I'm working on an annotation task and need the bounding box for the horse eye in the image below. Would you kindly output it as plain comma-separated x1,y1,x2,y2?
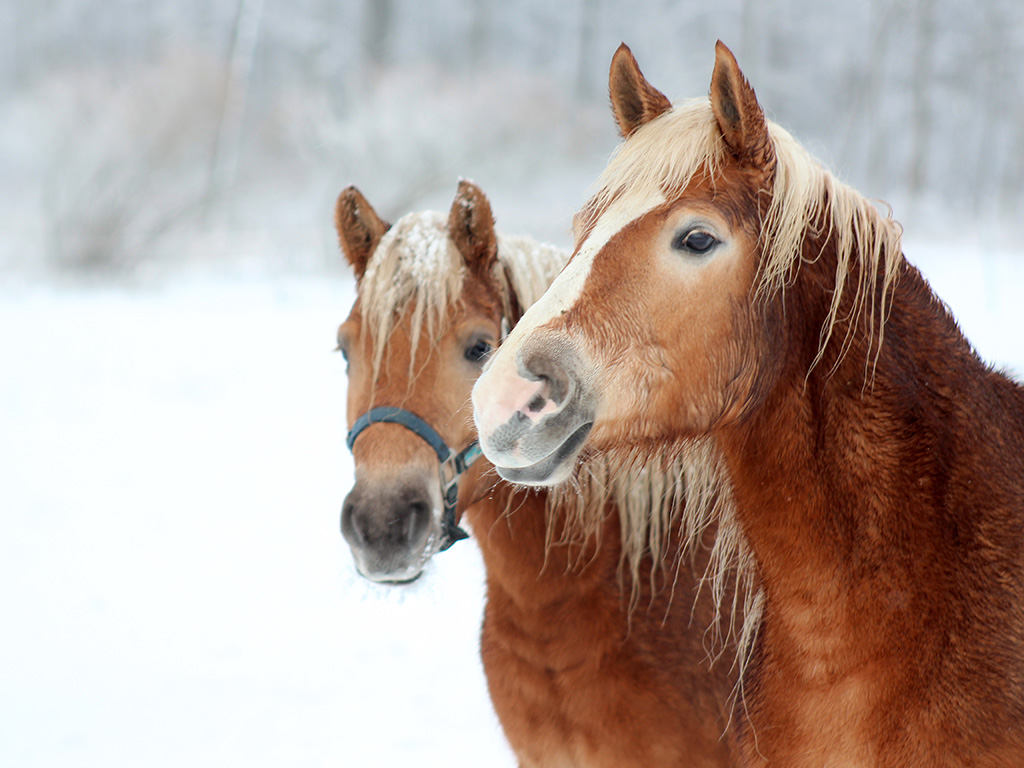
673,230,718,255
465,338,492,364
336,342,351,373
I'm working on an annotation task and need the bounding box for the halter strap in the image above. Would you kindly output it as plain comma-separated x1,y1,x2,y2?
346,406,476,550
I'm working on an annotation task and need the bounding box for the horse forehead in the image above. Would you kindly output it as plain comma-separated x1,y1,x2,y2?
521,187,667,330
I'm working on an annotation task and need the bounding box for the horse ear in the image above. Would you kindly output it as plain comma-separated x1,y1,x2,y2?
710,40,774,170
448,179,498,273
334,186,391,280
609,43,672,138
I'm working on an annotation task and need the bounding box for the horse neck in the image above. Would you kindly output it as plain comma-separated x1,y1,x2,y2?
460,464,622,605
461,463,737,650
718,241,1024,667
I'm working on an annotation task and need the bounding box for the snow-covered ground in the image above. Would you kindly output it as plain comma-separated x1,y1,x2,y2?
1,242,1021,767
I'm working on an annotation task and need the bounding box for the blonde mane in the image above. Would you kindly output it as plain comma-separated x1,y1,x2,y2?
358,210,567,383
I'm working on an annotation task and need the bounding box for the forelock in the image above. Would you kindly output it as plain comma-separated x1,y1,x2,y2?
359,211,465,382
358,211,569,386
575,99,727,244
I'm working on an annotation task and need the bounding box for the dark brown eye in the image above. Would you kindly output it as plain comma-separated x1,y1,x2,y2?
672,229,718,255
465,338,492,364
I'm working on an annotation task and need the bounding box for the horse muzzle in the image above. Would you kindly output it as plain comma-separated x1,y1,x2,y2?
472,332,594,486
340,477,443,583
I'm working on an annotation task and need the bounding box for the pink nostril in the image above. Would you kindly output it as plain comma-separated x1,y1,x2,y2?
519,348,570,407
473,333,579,454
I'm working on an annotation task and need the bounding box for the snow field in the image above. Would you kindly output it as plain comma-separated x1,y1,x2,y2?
0,276,514,767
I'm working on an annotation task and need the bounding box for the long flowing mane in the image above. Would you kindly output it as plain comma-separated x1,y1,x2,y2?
358,210,567,382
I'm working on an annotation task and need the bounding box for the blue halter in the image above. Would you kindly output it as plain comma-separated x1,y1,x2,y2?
346,406,480,550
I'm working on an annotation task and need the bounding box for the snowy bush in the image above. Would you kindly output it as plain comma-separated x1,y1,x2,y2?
277,65,609,241
20,49,228,271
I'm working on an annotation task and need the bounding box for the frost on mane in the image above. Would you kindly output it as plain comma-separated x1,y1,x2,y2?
358,209,568,386
358,211,463,383
381,211,458,283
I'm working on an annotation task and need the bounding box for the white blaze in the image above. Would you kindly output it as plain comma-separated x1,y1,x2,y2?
501,186,667,350
472,187,666,460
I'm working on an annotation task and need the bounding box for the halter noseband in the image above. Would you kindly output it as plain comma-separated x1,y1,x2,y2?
346,406,479,551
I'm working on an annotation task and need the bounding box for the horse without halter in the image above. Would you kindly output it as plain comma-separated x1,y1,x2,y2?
473,42,1024,766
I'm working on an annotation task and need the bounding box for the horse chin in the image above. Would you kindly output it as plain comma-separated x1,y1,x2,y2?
494,421,592,487
346,522,443,585
350,549,433,585
357,565,426,585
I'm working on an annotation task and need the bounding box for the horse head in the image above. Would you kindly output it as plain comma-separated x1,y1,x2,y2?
337,181,506,582
337,181,566,582
472,41,899,487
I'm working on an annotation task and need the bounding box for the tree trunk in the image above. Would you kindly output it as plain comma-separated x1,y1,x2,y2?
363,0,394,70
205,0,265,220
908,0,936,198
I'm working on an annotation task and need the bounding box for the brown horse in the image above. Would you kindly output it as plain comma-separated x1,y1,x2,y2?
473,42,1024,767
337,180,748,767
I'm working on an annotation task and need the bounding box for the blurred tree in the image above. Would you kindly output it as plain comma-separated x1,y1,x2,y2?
575,0,600,99
206,0,265,220
909,0,937,198
363,0,394,70
4,0,1024,273
468,0,492,68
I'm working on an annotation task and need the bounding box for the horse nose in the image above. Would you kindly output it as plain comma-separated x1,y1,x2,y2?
341,492,432,549
473,331,586,470
341,483,435,580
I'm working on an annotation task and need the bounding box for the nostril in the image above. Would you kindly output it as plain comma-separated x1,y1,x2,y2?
341,499,363,545
520,350,571,407
405,501,431,546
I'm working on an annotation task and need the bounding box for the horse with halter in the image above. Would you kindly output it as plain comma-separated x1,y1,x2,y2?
337,180,750,766
473,42,1024,767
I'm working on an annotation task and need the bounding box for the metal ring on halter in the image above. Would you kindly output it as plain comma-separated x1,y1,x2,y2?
346,406,478,551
